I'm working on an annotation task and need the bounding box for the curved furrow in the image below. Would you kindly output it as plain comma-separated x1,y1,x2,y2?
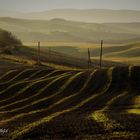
0,72,71,106
0,69,69,94
110,92,140,110
25,69,71,82
0,71,65,100
0,69,46,92
107,66,140,110
105,91,140,134
13,67,132,140
0,71,91,126
0,71,83,116
23,69,52,80
0,69,20,83
91,91,128,133
127,93,140,114
28,69,62,81
1,66,138,140
1,68,107,138
62,67,129,137
54,69,108,110
105,66,140,132
15,69,108,125
9,68,39,82
20,68,113,139
7,68,113,140
22,69,68,83
0,69,22,91
74,66,129,113
0,71,85,132
89,66,131,132
14,67,131,139
91,66,140,135
0,68,39,86
0,72,72,112
28,70,74,83
0,81,29,100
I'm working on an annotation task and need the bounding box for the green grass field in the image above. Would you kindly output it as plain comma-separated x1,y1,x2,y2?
0,65,139,140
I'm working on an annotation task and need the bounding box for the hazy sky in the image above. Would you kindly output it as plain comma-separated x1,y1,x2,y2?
0,0,140,12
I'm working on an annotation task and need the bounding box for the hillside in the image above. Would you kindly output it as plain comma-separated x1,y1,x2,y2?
0,28,90,70
0,28,22,53
88,42,140,56
0,66,139,139
0,27,139,66
105,47,140,57
91,42,140,65
0,28,126,72
38,42,140,65
0,9,140,23
0,17,140,44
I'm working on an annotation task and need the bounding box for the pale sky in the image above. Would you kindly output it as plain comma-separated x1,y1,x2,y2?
0,0,140,12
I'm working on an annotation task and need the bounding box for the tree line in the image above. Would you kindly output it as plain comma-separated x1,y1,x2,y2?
0,28,22,54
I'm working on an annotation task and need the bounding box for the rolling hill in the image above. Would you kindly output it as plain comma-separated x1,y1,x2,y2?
88,42,140,57
89,42,140,65
0,9,140,23
0,28,126,72
0,17,140,44
104,47,140,58
38,42,140,65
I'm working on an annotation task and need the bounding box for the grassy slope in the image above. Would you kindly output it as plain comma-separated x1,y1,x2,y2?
37,41,140,65
89,42,140,65
0,26,88,70
0,37,126,71
0,18,139,66
103,43,140,65
105,47,140,57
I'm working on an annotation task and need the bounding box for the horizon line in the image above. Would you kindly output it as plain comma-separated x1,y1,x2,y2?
0,8,140,13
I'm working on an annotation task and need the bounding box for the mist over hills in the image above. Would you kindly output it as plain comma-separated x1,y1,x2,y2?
0,9,140,44
0,17,140,44
0,9,140,23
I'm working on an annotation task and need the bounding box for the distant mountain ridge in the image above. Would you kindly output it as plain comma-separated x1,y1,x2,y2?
0,17,140,43
0,9,140,23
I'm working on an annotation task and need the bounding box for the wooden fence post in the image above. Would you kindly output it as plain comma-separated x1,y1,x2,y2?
100,40,103,69
37,41,41,64
88,48,91,68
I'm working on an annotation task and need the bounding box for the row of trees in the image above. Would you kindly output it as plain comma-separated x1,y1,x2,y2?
0,29,22,54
